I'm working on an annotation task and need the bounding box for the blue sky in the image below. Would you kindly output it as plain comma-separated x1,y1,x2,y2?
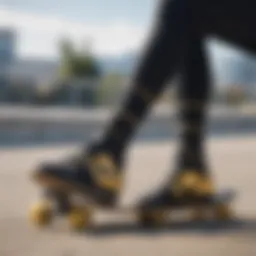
0,0,241,62
1,0,155,25
0,1,157,58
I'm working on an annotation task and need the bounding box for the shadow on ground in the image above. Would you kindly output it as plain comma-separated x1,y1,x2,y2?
84,218,256,238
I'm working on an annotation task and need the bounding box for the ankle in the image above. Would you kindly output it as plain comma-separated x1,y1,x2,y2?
87,141,125,167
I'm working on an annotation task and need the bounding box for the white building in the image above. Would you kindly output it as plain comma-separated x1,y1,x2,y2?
7,58,58,87
0,28,59,89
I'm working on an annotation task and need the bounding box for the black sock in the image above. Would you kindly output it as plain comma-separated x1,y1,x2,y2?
100,84,157,156
176,33,211,174
177,100,208,172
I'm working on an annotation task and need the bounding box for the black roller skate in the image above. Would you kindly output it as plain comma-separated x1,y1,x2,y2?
137,170,233,226
29,144,125,230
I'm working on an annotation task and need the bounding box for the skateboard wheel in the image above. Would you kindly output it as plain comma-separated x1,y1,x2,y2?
29,200,53,227
214,204,232,220
138,210,166,227
68,206,92,231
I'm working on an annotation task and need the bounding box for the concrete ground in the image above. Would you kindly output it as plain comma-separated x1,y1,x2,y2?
0,135,256,256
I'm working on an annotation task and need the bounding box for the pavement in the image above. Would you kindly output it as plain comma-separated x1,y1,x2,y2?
0,135,256,256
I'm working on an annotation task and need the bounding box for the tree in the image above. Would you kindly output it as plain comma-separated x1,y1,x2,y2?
58,38,101,81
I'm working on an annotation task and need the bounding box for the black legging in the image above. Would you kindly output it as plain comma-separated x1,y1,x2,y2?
135,0,256,87
177,32,210,171
101,0,256,167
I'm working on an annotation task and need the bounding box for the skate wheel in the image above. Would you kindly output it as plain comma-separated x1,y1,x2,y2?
138,210,166,227
214,204,232,221
29,200,53,227
68,206,92,231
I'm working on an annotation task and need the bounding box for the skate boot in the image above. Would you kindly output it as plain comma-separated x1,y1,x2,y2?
140,170,214,208
32,144,124,206
137,170,219,226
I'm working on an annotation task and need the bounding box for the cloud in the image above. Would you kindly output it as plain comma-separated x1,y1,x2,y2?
0,5,240,61
0,6,148,58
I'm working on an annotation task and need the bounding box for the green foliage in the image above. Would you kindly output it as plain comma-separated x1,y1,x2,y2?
59,38,101,80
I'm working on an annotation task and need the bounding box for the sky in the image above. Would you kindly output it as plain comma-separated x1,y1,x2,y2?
0,0,242,61
0,0,155,25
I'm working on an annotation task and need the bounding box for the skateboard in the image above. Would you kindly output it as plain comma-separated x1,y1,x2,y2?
29,189,235,231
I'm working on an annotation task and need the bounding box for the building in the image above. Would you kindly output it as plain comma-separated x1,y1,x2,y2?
0,28,58,87
0,28,102,105
8,58,58,87
0,29,15,66
0,29,17,101
0,28,61,103
0,29,16,86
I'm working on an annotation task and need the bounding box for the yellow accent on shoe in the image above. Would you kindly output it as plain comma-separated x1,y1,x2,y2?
68,206,91,231
172,171,215,197
88,153,122,192
29,200,53,227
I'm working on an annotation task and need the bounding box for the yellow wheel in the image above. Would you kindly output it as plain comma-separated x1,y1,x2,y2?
214,204,232,221
68,206,92,231
191,207,206,222
29,200,53,227
138,210,166,227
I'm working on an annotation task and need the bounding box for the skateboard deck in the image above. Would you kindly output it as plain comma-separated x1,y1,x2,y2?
29,189,236,231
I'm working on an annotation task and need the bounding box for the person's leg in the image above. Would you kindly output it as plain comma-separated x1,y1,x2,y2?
174,0,256,196
34,0,200,206
99,0,197,157
171,32,214,196
203,0,256,54
176,35,210,175
140,0,256,209
139,34,213,209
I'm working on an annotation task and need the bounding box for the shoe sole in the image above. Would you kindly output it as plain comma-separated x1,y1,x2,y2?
33,172,77,192
33,172,116,206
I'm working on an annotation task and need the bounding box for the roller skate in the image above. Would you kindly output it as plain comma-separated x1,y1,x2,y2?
29,144,125,231
137,170,234,227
